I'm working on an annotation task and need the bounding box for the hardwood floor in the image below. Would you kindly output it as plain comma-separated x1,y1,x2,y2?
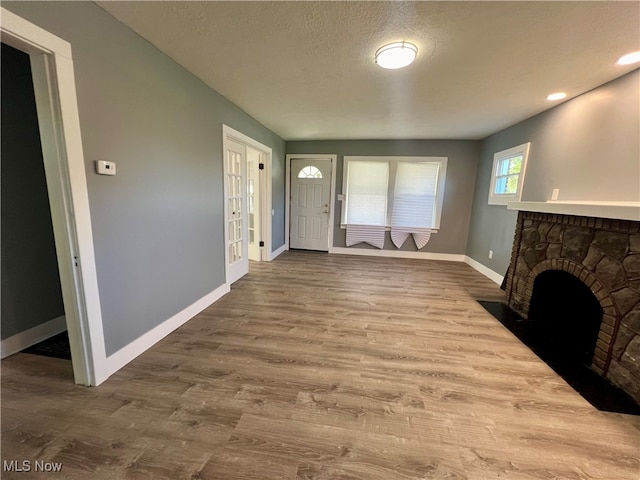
2,251,639,479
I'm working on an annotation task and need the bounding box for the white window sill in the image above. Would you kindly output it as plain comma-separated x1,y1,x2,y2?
340,224,440,233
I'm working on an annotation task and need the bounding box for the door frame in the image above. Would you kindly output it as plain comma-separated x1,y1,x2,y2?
285,154,337,251
222,125,273,282
246,146,262,262
1,8,107,385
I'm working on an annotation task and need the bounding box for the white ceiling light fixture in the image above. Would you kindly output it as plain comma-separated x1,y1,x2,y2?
617,51,640,65
375,41,418,69
547,92,567,101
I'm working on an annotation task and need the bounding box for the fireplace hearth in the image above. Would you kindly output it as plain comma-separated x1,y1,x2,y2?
504,211,640,403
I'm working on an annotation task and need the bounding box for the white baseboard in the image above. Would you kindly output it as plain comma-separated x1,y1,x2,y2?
464,256,505,285
105,283,229,376
1,315,67,359
269,244,287,260
327,248,504,286
329,246,465,262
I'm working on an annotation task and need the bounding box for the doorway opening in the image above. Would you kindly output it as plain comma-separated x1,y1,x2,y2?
1,43,68,360
222,125,272,285
1,8,107,385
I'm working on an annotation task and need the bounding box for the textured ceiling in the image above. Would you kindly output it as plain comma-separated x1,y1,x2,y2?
96,1,640,141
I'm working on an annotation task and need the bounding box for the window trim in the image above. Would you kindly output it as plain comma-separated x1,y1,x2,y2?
340,156,448,231
488,142,530,206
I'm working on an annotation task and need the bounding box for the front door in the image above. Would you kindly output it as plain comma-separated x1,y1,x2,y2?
225,138,248,283
290,158,332,251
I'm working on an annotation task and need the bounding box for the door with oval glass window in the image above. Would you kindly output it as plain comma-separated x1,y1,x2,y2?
290,158,332,251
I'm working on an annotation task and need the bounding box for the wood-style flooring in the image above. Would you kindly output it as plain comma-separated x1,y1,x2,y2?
2,251,639,479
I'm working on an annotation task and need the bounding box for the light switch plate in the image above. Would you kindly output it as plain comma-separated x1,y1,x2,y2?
96,160,116,176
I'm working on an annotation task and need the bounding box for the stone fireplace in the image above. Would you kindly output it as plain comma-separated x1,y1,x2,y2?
504,210,640,403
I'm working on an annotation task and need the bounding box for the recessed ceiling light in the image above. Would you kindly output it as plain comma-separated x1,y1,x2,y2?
617,51,640,65
375,42,418,69
547,92,567,101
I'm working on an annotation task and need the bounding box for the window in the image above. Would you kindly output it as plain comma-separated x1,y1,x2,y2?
488,142,530,205
392,162,440,228
298,165,323,178
342,156,447,230
345,160,388,226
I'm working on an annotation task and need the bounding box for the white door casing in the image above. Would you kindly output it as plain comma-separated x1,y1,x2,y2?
290,158,332,251
247,147,261,261
224,138,249,284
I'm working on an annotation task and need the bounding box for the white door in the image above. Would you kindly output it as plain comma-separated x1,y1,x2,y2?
290,158,332,251
247,148,261,261
225,138,249,283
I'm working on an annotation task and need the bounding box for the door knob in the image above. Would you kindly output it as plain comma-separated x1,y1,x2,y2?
324,209,329,213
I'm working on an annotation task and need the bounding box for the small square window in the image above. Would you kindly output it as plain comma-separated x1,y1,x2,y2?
488,143,530,206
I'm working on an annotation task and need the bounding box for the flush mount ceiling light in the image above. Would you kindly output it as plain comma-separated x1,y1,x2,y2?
375,41,418,69
547,92,567,101
617,51,640,65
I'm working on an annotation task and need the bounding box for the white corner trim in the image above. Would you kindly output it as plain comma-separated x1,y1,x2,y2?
1,315,67,359
105,283,229,377
330,247,465,262
270,244,287,260
464,256,505,285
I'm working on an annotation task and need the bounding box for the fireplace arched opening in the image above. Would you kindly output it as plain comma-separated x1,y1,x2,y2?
527,269,604,367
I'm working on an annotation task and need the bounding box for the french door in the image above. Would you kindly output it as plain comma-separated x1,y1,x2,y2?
225,138,249,284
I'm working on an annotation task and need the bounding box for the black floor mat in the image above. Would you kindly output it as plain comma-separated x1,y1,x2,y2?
479,300,640,415
22,331,72,360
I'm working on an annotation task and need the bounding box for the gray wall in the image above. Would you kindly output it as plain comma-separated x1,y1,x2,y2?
467,69,640,276
1,43,65,339
286,140,480,254
4,2,286,355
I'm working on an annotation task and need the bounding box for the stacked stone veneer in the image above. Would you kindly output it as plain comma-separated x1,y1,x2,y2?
504,211,640,403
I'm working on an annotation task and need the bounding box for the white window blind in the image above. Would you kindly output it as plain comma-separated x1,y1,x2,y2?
342,156,447,249
391,162,439,228
345,160,389,226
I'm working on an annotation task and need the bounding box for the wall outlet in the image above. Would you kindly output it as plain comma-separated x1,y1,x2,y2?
551,188,559,201
488,250,493,259
96,160,116,176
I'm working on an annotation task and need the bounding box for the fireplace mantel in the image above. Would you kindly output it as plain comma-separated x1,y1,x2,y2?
508,201,640,221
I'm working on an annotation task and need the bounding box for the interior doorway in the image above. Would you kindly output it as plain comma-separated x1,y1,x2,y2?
1,8,107,385
0,43,67,358
222,125,272,285
1,43,68,359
